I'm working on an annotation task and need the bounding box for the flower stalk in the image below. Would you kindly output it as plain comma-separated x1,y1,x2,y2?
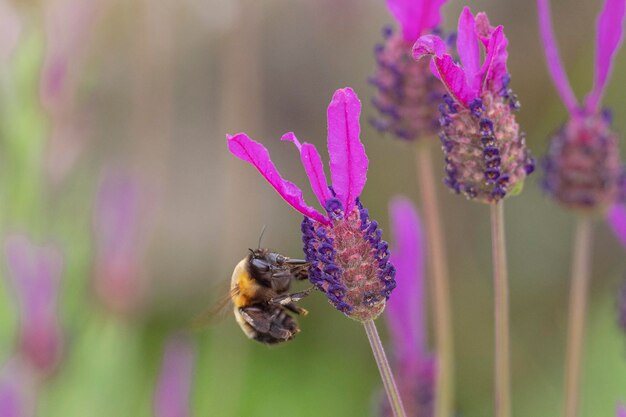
490,202,510,417
563,216,593,417
363,319,407,417
415,144,454,417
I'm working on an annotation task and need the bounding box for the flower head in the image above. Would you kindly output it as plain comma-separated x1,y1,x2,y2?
5,236,64,375
93,170,145,316
414,8,534,203
154,335,196,417
369,0,449,142
538,0,626,211
379,197,434,417
227,88,396,321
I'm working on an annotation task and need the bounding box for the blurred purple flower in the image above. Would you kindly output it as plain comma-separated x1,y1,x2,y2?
414,8,534,203
380,197,434,417
538,0,626,211
93,170,145,315
40,0,103,184
618,404,626,417
369,0,449,142
0,0,21,65
5,235,64,375
154,335,196,417
227,87,396,322
0,358,37,417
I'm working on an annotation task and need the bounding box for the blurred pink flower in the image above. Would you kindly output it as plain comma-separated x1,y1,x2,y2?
0,358,37,417
382,197,434,417
618,404,626,417
93,170,145,315
154,335,196,417
0,0,21,65
386,0,447,42
5,236,64,375
40,0,103,183
538,0,626,210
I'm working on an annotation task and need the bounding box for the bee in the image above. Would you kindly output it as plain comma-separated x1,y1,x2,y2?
195,248,314,345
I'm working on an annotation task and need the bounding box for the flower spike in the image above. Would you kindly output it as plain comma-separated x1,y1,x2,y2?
414,8,534,203
539,0,626,211
228,88,396,321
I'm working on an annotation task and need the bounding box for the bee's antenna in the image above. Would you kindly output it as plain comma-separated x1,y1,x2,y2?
257,224,268,250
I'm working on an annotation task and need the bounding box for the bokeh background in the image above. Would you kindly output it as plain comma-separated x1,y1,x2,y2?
0,0,625,416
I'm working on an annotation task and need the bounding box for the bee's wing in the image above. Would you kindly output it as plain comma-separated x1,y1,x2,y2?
189,286,239,331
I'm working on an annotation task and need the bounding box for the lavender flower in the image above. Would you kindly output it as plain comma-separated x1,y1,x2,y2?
538,0,626,211
93,170,144,315
0,358,36,417
5,236,64,375
369,0,449,141
414,7,534,203
380,197,434,417
619,404,626,417
227,87,396,321
154,335,196,417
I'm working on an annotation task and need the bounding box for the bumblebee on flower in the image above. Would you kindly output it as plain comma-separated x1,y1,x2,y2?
413,7,535,203
227,88,396,322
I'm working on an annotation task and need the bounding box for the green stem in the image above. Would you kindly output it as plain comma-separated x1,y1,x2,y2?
415,145,454,417
490,202,511,417
363,319,407,417
563,216,593,417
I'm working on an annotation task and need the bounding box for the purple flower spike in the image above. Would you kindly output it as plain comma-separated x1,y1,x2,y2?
228,88,396,321
5,236,64,375
538,0,626,211
618,404,626,417
380,197,434,417
94,170,147,315
608,204,626,249
414,8,534,203
369,0,449,142
154,335,196,417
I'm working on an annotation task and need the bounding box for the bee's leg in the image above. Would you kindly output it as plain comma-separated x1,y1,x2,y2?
267,287,315,315
239,307,272,333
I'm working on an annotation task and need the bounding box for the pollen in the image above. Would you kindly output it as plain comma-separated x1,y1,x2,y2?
302,199,396,321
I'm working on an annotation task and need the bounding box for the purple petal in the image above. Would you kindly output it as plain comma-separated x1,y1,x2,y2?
0,359,36,417
537,0,579,114
618,404,626,417
5,236,64,374
413,34,448,58
281,132,332,209
479,26,506,91
457,7,481,90
154,335,195,417
227,133,330,225
326,88,368,215
386,0,448,41
585,0,626,112
608,204,626,249
385,197,426,365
